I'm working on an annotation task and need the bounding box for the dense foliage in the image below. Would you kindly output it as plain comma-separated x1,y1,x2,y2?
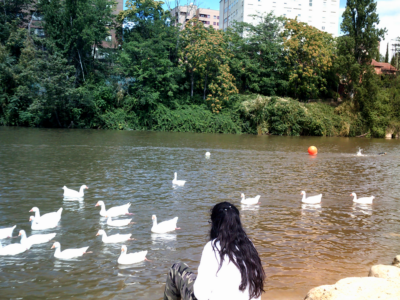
0,0,399,137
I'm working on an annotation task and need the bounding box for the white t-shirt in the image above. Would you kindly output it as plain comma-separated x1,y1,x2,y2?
193,240,261,300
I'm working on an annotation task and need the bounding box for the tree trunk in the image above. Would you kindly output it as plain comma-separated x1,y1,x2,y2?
77,49,85,82
190,70,194,97
203,69,208,100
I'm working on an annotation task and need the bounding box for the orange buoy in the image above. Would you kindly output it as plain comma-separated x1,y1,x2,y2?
308,146,318,155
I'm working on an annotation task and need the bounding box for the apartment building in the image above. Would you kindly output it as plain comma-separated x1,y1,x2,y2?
219,0,340,37
171,5,220,29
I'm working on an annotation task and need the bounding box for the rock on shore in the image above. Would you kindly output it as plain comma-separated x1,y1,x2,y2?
304,255,400,300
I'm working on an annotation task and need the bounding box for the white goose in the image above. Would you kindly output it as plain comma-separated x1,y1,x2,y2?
30,216,59,230
0,240,30,256
241,193,261,205
29,207,63,223
95,201,132,217
118,245,148,264
205,152,211,158
351,192,374,204
96,230,133,243
19,230,56,246
51,242,89,259
63,185,88,199
301,191,322,204
151,215,179,233
172,172,186,187
107,217,134,227
0,225,16,239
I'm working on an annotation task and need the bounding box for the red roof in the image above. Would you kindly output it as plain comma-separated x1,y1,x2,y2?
371,59,398,72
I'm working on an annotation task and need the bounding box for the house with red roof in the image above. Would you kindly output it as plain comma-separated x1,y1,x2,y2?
371,59,398,75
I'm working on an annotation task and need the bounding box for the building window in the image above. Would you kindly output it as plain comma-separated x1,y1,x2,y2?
322,26,325,30
213,22,216,25
217,16,219,19
217,22,219,26
214,15,216,19
298,14,301,17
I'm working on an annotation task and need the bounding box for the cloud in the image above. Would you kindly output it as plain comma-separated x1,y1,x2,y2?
377,0,400,57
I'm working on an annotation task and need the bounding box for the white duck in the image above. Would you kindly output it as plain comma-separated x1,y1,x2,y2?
205,152,211,158
51,242,89,259
0,240,30,256
106,217,134,227
241,193,261,205
172,172,186,187
118,245,148,264
30,216,59,230
63,185,88,199
301,191,322,204
95,201,132,217
151,215,179,233
0,225,16,239
29,207,63,223
19,230,56,246
351,192,374,204
96,230,133,243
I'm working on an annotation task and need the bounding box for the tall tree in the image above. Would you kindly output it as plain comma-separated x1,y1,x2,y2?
180,19,238,112
385,43,389,63
341,0,386,65
226,13,289,96
283,18,335,100
38,0,117,84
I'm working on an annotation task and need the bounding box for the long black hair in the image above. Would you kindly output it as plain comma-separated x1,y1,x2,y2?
210,202,265,299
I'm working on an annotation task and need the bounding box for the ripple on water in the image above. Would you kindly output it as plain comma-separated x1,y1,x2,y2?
0,129,400,299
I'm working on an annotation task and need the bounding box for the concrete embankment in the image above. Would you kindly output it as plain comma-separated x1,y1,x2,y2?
304,255,400,300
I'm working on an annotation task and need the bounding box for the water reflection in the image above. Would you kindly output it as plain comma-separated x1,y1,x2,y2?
240,204,260,211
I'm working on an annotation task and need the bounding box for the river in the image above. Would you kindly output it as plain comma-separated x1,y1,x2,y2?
0,127,399,299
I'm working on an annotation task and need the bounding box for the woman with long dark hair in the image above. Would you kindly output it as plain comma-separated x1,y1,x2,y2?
164,202,265,300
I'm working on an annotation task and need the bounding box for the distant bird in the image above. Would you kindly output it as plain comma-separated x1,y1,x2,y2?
351,192,374,204
378,152,387,156
51,242,89,259
240,193,261,205
172,172,186,187
151,215,180,233
106,216,134,227
0,225,16,239
63,185,88,199
301,191,322,204
118,245,148,264
205,152,211,158
95,201,132,217
96,230,133,243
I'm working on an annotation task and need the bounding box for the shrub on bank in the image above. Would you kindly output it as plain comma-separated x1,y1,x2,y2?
239,94,365,137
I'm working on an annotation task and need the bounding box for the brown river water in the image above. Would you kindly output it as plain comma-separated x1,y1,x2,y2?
0,127,399,299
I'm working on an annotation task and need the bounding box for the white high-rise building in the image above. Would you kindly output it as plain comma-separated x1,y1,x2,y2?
219,0,340,37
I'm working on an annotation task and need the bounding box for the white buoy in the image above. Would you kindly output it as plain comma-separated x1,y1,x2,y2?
205,152,211,158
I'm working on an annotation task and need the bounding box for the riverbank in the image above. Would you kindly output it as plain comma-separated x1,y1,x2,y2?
304,254,400,299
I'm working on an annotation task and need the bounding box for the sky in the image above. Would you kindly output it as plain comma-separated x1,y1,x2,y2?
149,0,399,58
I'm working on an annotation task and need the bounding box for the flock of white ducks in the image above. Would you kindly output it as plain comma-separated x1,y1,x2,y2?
0,171,186,262
0,150,376,261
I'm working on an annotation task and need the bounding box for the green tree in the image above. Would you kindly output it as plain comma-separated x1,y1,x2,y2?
385,43,389,63
180,19,238,113
341,0,386,65
226,13,289,96
283,18,335,100
38,0,117,84
117,0,183,116
0,0,32,44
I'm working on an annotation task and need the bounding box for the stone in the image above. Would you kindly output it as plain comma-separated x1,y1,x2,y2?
368,264,400,280
304,277,400,300
393,255,400,268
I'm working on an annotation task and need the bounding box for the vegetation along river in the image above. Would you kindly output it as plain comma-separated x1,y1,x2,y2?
0,127,399,299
